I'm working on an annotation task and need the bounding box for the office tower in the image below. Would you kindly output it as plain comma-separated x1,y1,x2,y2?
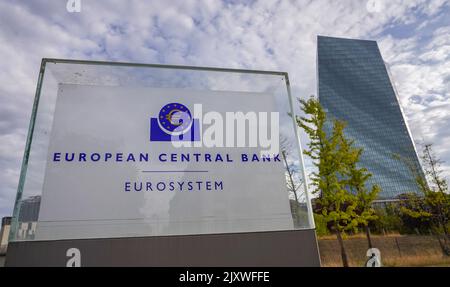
317,36,424,200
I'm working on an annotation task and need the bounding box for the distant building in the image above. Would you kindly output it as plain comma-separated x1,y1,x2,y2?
0,217,11,254
317,36,424,200
16,196,41,240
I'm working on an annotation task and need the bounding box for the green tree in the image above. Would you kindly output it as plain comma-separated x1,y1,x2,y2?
372,203,404,234
419,144,450,254
423,144,448,194
395,144,450,255
344,144,380,249
298,97,360,267
397,192,433,234
313,213,330,236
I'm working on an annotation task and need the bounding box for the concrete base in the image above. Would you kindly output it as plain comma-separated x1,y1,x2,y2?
5,229,320,267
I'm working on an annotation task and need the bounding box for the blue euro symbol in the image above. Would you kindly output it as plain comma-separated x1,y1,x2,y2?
150,103,200,142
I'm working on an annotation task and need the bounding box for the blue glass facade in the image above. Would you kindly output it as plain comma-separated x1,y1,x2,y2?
317,36,423,200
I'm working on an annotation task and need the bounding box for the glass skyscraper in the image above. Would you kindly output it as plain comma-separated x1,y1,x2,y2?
317,36,424,200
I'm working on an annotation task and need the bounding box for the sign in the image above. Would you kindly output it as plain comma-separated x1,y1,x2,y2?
36,84,293,240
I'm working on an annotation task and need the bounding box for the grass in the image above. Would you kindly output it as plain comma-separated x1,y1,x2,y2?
318,234,450,267
383,255,450,267
319,232,402,241
321,255,450,267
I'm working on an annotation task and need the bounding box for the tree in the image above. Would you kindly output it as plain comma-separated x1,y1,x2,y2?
420,144,450,254
395,144,450,255
397,192,433,234
344,144,380,249
280,136,304,227
422,144,448,194
297,97,360,267
372,203,404,235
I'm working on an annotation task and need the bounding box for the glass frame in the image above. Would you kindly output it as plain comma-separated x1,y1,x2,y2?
10,58,314,242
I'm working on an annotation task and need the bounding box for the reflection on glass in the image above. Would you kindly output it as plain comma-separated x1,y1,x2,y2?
10,59,313,241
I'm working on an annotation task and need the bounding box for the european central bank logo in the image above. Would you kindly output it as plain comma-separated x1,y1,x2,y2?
150,103,200,141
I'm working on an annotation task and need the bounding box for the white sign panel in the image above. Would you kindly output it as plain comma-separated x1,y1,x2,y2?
36,84,293,240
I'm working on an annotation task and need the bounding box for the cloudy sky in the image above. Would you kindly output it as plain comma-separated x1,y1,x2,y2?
0,0,449,219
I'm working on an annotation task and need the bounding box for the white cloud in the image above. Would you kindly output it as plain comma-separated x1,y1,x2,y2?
0,0,449,217
378,12,450,184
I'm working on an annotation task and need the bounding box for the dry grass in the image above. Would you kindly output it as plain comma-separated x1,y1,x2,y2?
319,232,402,241
321,255,450,267
383,254,450,267
318,234,450,267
